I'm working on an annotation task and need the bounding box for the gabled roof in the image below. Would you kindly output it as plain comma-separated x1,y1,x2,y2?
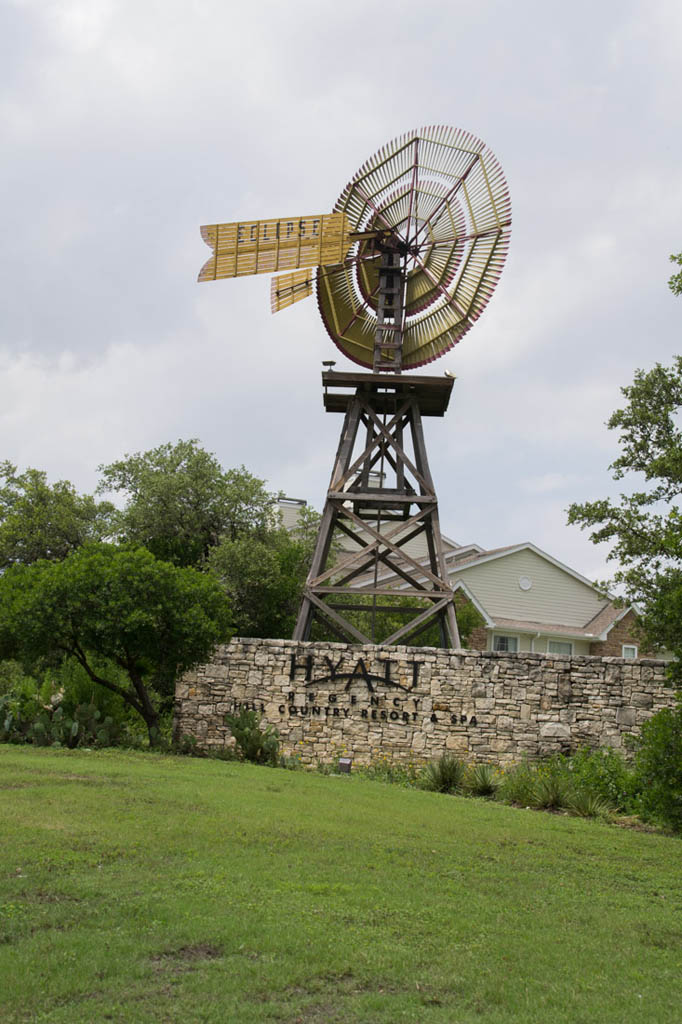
448,540,614,598
445,542,486,564
583,603,631,639
489,617,605,640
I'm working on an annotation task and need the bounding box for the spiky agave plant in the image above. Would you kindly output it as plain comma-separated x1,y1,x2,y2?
467,762,501,798
566,788,614,820
531,772,571,811
421,754,467,794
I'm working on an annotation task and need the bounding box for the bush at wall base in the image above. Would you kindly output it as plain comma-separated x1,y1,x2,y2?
633,699,682,833
224,708,280,765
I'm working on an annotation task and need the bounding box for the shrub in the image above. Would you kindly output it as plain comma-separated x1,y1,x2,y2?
174,733,207,757
558,747,639,812
466,762,501,798
531,771,570,811
224,708,279,765
40,658,133,731
0,660,36,697
360,754,421,787
0,692,122,748
497,761,538,806
278,753,304,771
566,788,614,820
633,701,682,833
421,754,466,794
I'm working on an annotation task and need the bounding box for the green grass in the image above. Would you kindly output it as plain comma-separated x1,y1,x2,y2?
1,748,681,1023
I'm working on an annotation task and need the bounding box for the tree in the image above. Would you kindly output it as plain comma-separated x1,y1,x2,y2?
669,252,682,297
0,462,115,568
97,440,275,568
567,356,682,672
0,544,232,743
207,505,321,638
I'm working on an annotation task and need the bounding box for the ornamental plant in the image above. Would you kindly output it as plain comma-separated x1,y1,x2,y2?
224,708,279,765
633,701,682,832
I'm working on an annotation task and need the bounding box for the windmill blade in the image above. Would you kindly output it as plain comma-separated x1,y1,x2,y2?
270,269,314,313
198,212,352,282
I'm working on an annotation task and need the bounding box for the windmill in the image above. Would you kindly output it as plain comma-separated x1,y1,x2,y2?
198,126,511,648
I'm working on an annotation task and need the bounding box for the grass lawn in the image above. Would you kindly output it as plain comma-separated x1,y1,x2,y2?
0,747,681,1023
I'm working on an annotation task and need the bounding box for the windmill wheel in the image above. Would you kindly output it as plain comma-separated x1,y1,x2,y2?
317,126,511,370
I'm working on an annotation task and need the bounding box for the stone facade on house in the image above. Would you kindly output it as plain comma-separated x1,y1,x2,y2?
465,623,489,652
174,638,675,767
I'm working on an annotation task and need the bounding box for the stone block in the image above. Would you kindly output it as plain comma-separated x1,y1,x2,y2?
539,722,571,740
616,707,637,727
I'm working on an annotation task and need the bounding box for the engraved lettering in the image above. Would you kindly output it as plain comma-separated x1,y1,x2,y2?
324,656,344,680
290,653,314,681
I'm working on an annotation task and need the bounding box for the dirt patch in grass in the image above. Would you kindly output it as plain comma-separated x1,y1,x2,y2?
31,890,82,904
150,943,223,973
276,971,409,1023
284,988,411,1023
613,815,668,834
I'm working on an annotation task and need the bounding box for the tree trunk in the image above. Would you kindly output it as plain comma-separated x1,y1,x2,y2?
126,665,162,747
144,707,162,747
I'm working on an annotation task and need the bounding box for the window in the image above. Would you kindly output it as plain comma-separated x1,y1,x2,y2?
548,640,572,655
493,635,518,653
622,644,638,659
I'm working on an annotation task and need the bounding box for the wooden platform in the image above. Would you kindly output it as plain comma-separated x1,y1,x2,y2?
322,372,454,417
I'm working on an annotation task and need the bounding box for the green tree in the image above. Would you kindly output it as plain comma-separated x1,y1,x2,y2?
669,252,682,297
207,506,321,638
0,544,232,743
567,356,682,672
97,440,275,568
0,462,114,568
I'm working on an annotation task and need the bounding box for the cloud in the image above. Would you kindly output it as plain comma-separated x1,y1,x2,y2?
0,0,680,591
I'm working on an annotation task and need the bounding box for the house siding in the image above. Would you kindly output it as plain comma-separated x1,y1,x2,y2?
531,636,592,656
451,549,608,628
464,626,592,656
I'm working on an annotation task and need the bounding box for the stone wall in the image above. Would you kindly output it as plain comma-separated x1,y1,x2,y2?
174,638,675,767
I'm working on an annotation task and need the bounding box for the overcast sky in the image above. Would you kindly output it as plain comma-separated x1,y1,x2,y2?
1,0,680,583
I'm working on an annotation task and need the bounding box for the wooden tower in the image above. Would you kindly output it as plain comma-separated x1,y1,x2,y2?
292,371,459,645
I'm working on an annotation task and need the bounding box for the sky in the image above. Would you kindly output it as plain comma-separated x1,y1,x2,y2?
1,0,680,584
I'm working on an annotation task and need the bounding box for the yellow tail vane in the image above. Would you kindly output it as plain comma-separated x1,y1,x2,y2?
270,269,314,313
198,212,352,282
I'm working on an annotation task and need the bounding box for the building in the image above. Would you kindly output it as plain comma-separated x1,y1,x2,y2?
444,541,651,658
